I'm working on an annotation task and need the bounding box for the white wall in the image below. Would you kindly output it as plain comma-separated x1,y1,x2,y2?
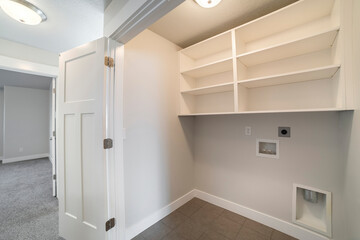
3,86,50,162
123,29,194,228
342,0,360,239
0,38,58,66
0,88,3,158
194,112,347,240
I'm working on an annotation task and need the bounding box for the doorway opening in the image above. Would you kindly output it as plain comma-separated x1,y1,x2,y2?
0,69,59,239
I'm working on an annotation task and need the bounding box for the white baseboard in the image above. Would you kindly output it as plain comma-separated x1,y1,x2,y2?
2,153,50,164
125,190,196,240
193,190,329,240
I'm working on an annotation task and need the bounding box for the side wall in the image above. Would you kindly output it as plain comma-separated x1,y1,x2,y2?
123,29,194,230
0,88,3,158
3,86,50,162
194,112,346,240
342,0,360,239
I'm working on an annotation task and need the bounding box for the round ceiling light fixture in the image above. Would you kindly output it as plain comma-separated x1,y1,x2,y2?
0,0,47,25
194,0,222,8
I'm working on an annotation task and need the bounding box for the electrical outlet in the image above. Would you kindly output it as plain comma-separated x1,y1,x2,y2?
245,126,251,136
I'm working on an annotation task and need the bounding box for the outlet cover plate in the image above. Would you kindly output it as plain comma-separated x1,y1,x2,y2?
278,127,290,137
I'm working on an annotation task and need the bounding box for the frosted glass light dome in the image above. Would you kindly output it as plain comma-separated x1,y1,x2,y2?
195,0,222,8
0,0,47,25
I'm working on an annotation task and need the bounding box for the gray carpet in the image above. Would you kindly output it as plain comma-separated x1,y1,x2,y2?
0,158,64,240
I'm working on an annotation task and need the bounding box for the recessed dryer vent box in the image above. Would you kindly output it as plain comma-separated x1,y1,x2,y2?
292,184,332,237
256,139,279,159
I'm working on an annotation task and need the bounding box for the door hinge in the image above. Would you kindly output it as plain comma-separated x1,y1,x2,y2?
105,218,115,231
52,88,56,94
104,56,114,67
103,138,113,149
53,174,56,180
53,131,56,137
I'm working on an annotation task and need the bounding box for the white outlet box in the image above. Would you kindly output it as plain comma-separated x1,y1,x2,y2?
245,126,251,136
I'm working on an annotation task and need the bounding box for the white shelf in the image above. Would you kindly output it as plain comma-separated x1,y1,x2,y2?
178,0,350,117
237,28,339,66
181,58,233,78
181,31,232,60
181,83,233,95
238,65,341,88
179,108,349,117
234,0,335,43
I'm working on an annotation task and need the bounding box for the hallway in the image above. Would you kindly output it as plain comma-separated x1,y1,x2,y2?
0,158,63,240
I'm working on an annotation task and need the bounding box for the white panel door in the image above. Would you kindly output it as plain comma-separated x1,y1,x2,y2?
58,37,112,240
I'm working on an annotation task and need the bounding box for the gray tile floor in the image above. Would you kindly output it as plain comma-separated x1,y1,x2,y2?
132,198,297,240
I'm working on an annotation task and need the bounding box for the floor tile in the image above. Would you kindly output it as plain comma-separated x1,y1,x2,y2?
162,231,189,240
140,221,171,240
243,219,273,238
236,227,270,240
177,200,204,217
189,198,207,207
134,199,298,240
161,211,189,229
221,210,246,225
190,203,224,226
211,215,242,239
131,234,146,240
271,230,297,240
173,219,206,240
200,229,231,240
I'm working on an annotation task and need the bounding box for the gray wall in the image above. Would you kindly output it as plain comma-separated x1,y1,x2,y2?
194,112,347,240
0,88,3,157
123,29,194,228
3,86,50,160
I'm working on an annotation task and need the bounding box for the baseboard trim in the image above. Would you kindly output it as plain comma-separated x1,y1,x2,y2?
3,153,50,164
125,190,196,240
193,190,329,240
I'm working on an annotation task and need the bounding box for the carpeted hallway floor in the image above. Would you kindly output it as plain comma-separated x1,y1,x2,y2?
0,158,64,240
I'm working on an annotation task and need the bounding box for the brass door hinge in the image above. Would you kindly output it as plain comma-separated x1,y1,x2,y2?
105,218,115,231
104,56,114,67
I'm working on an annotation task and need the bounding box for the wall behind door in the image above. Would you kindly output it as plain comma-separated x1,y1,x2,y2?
123,29,195,230
3,86,50,163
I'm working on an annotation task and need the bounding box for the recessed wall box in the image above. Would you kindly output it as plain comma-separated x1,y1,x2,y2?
292,184,332,237
256,139,279,159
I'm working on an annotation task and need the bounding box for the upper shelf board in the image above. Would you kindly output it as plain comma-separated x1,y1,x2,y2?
181,82,233,95
181,58,233,78
234,0,335,43
237,28,339,67
238,65,341,88
181,31,232,60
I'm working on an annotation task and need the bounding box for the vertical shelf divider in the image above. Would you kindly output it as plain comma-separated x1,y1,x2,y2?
231,29,239,113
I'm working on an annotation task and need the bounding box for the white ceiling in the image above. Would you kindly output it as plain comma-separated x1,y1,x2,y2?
0,0,112,53
149,0,298,48
0,69,51,89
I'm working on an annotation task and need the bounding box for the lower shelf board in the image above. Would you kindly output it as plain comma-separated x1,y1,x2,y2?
178,108,352,116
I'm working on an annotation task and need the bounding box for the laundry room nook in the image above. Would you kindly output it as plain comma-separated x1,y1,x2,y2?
0,0,359,240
